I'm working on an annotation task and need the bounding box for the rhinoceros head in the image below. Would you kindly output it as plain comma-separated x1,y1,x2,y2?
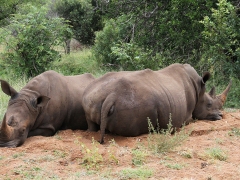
192,72,232,121
0,80,50,147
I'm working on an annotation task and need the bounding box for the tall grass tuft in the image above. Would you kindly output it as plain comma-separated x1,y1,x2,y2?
147,115,189,154
77,137,103,170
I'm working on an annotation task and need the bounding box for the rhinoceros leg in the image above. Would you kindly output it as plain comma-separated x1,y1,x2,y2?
28,128,55,137
87,120,100,132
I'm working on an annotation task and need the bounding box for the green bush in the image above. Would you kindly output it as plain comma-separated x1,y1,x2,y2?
111,42,159,70
190,0,240,108
0,3,72,77
93,19,122,66
93,15,135,67
55,0,102,46
200,0,240,80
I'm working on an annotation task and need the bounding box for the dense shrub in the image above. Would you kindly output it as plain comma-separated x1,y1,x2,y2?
200,0,240,81
110,42,158,70
0,3,72,77
55,0,103,46
93,18,125,67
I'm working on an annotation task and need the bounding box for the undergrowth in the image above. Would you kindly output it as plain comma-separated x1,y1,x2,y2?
203,147,228,161
147,115,190,154
131,146,148,166
77,137,103,170
119,167,153,180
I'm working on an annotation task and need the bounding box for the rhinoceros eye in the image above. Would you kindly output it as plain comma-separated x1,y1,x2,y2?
7,116,18,127
207,101,212,108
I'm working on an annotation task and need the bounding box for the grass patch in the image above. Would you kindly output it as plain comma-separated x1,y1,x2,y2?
224,108,238,113
119,167,153,180
147,116,190,154
52,150,67,158
73,170,98,179
131,147,148,166
107,139,120,165
165,162,185,170
54,132,62,140
203,147,227,161
228,127,240,136
51,48,106,77
77,137,103,170
160,157,186,170
12,152,25,159
178,149,193,159
13,167,60,180
36,155,56,162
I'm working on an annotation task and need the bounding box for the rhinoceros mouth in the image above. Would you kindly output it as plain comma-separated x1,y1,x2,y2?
206,114,223,121
0,140,19,147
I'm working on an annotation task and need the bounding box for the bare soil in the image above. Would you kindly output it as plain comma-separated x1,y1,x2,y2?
1,110,240,180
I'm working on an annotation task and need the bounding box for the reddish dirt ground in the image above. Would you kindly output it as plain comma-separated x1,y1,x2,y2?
0,110,240,180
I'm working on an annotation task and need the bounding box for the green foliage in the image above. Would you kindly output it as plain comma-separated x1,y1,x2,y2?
93,0,218,68
55,0,102,45
147,116,189,154
0,3,72,77
200,0,240,80
111,42,159,70
0,0,46,27
93,18,125,66
199,0,240,108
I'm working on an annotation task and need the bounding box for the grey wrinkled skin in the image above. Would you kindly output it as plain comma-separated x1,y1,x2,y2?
0,70,95,147
82,63,231,144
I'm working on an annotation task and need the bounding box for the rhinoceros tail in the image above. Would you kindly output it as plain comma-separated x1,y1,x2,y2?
100,93,116,144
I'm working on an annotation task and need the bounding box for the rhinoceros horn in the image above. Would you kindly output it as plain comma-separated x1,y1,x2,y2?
0,114,10,139
217,80,232,105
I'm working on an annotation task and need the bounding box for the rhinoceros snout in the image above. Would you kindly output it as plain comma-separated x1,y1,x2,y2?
205,111,223,121
217,112,223,120
211,111,223,121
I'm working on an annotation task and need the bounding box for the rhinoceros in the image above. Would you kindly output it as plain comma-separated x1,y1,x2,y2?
0,70,95,147
82,63,231,143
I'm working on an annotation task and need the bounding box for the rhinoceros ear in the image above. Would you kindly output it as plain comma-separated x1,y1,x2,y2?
0,79,18,98
31,96,50,108
36,96,50,108
201,72,211,85
209,87,216,98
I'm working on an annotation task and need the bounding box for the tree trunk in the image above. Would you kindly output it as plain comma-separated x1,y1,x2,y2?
65,39,71,54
